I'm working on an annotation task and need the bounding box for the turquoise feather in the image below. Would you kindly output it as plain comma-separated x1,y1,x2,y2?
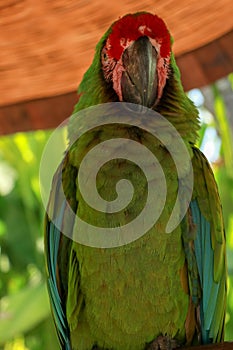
45,168,71,350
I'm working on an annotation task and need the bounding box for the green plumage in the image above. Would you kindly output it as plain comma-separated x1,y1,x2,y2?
44,12,226,350
65,125,188,349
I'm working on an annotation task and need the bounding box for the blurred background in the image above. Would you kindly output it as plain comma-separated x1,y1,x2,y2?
0,1,232,349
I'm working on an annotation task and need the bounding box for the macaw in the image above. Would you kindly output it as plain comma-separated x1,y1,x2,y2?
44,12,226,350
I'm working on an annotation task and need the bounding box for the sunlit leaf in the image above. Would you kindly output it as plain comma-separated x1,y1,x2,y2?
0,283,50,345
4,337,29,350
212,84,233,177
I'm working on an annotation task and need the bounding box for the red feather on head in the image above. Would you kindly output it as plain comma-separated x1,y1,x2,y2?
101,12,172,103
106,13,171,61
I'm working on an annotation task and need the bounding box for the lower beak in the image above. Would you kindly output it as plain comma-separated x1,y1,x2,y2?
121,36,158,108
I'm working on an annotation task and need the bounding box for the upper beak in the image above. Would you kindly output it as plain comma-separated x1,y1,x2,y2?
121,36,158,108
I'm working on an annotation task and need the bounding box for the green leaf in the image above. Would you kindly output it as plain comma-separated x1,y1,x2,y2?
212,84,233,177
0,283,51,344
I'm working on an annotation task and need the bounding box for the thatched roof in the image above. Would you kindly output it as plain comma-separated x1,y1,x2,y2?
0,0,232,134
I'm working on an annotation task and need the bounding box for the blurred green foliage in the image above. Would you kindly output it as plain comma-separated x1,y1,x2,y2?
0,131,59,349
0,77,233,349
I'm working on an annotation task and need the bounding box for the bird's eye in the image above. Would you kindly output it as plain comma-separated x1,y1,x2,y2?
101,47,109,63
101,46,116,82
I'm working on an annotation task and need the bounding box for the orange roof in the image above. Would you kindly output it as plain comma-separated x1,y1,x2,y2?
0,0,232,134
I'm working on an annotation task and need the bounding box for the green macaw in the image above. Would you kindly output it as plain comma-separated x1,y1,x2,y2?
44,12,227,350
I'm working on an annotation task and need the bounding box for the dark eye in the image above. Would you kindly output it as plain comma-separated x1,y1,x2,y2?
101,46,116,82
101,47,109,63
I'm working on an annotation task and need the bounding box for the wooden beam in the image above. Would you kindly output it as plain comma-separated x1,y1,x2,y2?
185,343,233,350
0,92,77,135
0,31,232,135
178,31,233,90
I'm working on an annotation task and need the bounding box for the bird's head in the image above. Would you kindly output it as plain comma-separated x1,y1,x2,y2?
101,12,171,108
73,12,199,143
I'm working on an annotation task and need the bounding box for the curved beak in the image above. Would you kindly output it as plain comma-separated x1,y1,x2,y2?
121,36,158,108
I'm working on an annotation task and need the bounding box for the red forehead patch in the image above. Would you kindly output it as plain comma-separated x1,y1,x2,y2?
106,13,171,60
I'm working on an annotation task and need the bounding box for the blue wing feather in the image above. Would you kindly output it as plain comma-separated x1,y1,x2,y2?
45,165,72,350
190,199,221,343
46,214,71,350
